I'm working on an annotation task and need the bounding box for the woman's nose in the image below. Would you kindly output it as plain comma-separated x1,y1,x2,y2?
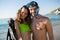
22,13,25,16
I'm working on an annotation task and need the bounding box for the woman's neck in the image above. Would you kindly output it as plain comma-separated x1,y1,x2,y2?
22,19,26,24
23,19,25,22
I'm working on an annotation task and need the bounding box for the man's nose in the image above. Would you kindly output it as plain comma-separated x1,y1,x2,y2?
32,10,36,13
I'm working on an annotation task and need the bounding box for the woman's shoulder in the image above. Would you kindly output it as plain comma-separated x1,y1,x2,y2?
14,19,21,24
15,19,21,22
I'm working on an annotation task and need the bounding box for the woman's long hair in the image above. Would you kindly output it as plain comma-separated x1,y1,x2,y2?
15,10,21,22
19,5,31,25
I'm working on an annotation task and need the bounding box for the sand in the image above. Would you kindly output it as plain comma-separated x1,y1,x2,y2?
52,21,60,40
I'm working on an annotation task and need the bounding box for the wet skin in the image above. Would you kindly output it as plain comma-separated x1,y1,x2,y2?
20,7,31,40
29,6,54,40
15,7,31,40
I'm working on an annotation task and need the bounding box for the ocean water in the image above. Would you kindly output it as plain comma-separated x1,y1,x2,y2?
0,18,9,40
0,14,60,40
45,14,60,25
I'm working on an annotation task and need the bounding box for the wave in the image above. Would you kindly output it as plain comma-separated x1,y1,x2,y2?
0,24,8,26
0,32,7,34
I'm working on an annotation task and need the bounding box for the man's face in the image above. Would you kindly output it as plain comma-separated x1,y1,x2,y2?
29,6,37,16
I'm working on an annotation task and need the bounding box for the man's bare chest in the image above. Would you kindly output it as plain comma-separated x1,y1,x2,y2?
31,17,46,30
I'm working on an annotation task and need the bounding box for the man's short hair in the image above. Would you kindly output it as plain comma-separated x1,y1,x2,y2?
26,1,39,8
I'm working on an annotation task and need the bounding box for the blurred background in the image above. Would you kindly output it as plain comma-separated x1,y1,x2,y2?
0,0,60,40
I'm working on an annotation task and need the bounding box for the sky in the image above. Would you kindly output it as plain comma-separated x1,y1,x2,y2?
0,0,60,19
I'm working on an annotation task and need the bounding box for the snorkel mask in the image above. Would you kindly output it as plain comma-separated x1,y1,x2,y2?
36,9,39,17
26,1,39,17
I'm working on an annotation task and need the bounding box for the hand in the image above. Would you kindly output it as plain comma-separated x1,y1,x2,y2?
19,37,22,40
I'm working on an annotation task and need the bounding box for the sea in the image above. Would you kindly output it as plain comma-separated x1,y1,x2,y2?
0,14,60,40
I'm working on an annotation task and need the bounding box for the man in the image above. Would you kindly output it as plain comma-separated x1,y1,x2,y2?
26,1,54,40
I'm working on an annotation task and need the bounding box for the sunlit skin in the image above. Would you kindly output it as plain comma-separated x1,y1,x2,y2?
20,7,31,40
29,6,54,40
29,6,37,16
20,7,28,20
15,6,31,40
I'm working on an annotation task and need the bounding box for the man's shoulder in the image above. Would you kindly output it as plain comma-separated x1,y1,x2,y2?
38,14,50,21
43,16,49,20
38,14,49,18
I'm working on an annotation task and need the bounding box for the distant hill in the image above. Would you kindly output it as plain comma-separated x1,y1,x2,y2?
47,7,60,15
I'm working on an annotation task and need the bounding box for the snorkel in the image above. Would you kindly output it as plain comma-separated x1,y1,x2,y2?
35,9,39,17
26,1,39,17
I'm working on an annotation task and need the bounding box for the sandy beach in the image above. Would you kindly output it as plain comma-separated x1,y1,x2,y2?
52,21,60,40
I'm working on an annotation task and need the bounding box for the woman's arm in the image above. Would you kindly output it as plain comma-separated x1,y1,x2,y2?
14,21,22,40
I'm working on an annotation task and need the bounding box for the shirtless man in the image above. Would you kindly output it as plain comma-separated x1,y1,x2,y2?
26,1,54,40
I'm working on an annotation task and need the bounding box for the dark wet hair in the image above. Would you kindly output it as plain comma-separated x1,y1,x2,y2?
26,1,39,8
19,5,31,25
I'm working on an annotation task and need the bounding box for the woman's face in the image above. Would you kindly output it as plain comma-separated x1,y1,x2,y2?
20,7,28,19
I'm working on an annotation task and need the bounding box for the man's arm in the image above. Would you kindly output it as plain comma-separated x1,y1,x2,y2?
46,18,54,40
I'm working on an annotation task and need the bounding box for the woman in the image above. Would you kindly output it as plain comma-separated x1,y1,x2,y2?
15,5,31,40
